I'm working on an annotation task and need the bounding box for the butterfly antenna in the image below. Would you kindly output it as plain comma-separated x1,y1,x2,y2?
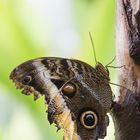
89,32,97,65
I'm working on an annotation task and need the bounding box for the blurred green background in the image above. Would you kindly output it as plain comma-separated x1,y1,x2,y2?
0,0,115,140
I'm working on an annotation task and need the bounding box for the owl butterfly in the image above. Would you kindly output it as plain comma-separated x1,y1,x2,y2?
10,57,113,140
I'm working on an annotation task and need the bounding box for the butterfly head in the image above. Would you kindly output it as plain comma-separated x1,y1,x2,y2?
95,62,110,80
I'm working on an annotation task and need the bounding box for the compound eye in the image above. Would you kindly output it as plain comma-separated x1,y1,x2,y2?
80,111,98,130
62,82,77,98
22,76,32,84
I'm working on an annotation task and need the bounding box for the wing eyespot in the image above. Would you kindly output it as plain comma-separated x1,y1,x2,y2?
80,110,98,130
22,75,32,85
61,82,77,98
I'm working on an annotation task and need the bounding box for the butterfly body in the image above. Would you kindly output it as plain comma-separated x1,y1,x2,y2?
10,57,113,140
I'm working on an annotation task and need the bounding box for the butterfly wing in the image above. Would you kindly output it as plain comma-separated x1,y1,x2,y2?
10,57,113,140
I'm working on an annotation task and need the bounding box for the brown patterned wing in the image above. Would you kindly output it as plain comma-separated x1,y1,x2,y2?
10,57,113,140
